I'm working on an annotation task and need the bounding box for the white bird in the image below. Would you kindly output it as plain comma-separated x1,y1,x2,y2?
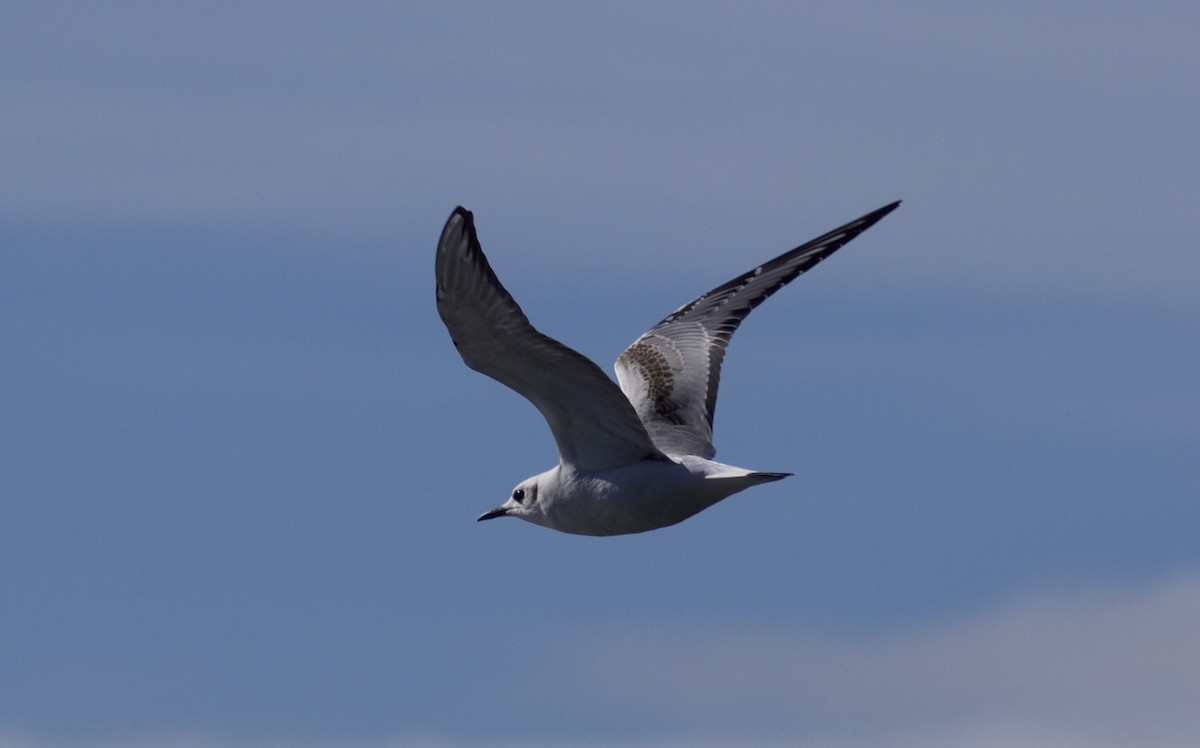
436,202,899,535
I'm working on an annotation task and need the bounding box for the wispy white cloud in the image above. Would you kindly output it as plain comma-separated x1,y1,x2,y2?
5,2,1198,313
538,571,1200,747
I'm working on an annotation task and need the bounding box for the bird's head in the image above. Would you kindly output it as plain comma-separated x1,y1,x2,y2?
478,474,546,525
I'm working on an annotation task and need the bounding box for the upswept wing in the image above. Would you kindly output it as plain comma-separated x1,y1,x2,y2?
436,207,664,472
614,201,900,458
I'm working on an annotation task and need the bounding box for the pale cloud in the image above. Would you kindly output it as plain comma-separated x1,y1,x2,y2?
538,571,1200,747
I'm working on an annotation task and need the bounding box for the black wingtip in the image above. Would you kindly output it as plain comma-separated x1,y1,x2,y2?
440,206,476,248
872,200,902,219
842,200,901,238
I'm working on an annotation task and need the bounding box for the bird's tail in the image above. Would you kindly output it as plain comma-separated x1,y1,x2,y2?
748,471,792,484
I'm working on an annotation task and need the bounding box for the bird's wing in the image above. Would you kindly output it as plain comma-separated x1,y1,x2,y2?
436,207,664,472
614,201,900,458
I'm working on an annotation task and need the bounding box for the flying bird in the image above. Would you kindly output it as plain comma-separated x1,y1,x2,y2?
436,202,900,535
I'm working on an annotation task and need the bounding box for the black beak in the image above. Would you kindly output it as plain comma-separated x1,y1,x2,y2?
477,507,510,522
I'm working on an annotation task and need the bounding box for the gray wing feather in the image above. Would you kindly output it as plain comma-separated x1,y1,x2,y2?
437,207,664,472
614,201,900,458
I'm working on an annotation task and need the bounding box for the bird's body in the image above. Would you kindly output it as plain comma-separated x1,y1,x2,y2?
486,456,790,536
436,202,899,536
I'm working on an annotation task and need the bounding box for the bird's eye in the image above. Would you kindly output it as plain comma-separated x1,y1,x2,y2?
512,488,525,502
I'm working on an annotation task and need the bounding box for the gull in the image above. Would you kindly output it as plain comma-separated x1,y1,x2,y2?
436,201,899,535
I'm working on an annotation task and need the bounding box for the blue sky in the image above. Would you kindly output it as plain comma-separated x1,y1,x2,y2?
3,2,1198,746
